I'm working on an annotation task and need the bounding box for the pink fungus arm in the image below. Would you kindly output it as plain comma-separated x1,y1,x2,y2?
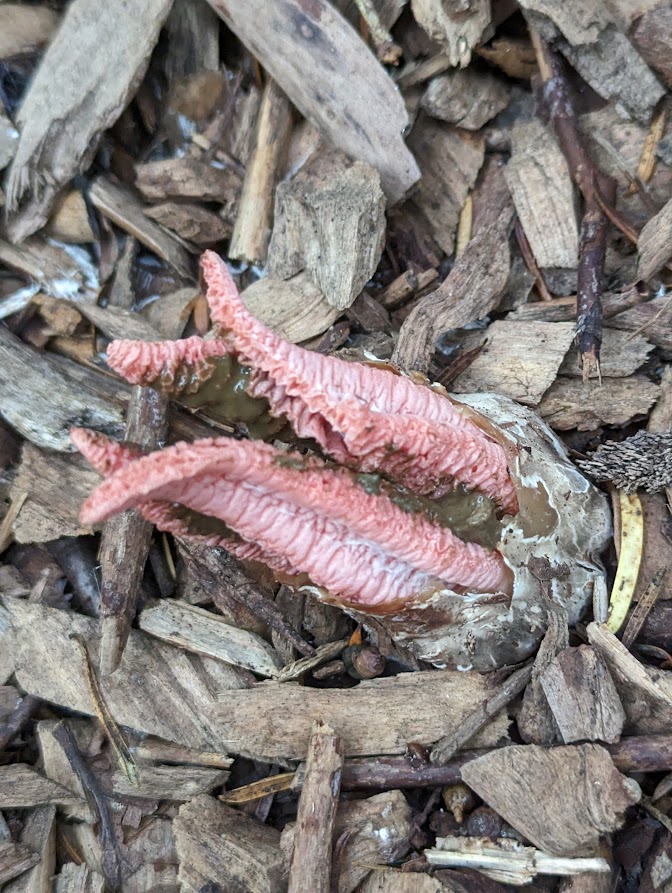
200,251,518,514
75,434,511,606
106,336,228,389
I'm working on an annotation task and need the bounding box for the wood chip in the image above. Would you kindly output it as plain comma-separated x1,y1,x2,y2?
111,763,230,800
288,721,343,893
451,320,575,405
54,862,105,893
3,599,252,751
637,197,672,280
560,329,652,378
393,213,512,373
606,296,672,351
268,149,386,309
210,0,419,203
173,795,285,893
241,273,341,343
4,0,173,241
538,375,661,430
3,806,56,893
214,669,510,760
0,764,80,810
421,69,509,130
410,0,490,67
135,156,242,206
540,646,626,744
517,0,610,45
504,120,579,271
407,116,484,255
139,600,283,678
144,201,232,247
0,236,98,300
0,326,127,452
0,841,40,888
461,744,640,856
45,190,96,244
9,444,101,543
0,4,60,58
89,177,193,280
587,622,672,735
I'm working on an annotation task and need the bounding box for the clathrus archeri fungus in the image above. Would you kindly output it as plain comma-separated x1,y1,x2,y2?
73,252,612,670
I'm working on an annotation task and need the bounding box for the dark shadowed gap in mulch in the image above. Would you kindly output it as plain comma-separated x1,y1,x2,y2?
2,0,672,891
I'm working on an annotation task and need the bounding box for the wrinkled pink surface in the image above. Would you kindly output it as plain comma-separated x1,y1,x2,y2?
104,252,517,514
74,429,510,606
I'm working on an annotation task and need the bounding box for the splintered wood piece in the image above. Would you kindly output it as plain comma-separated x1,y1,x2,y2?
139,600,283,678
98,386,169,676
268,149,386,309
359,872,454,892
4,599,251,751
230,78,293,265
214,670,510,760
0,237,98,300
140,287,200,340
451,320,576,406
410,0,490,67
89,177,193,280
0,327,127,452
174,795,286,893
132,736,232,769
587,622,672,735
607,297,672,351
241,272,340,343
431,664,533,766
637,198,672,281
111,763,229,800
559,29,664,125
135,157,242,207
288,721,343,893
540,646,626,744
461,744,641,856
9,445,101,543
421,69,509,130
3,806,56,893
560,330,652,378
208,0,419,203
35,720,96,823
0,841,40,888
407,117,484,255
76,301,163,344
518,605,568,746
631,5,672,89
282,790,413,893
0,764,81,810
475,36,538,80
54,862,105,893
144,202,232,248
538,375,661,430
504,120,578,271
393,213,511,373
517,0,610,45
45,191,95,244
4,0,173,242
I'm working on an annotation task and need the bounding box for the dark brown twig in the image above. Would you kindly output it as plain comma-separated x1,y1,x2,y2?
529,28,617,377
0,693,40,751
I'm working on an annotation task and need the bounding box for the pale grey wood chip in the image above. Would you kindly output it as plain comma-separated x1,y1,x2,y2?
54,862,105,893
422,69,509,131
451,320,576,406
637,198,672,281
4,0,174,241
207,0,419,203
242,273,341,342
461,744,640,856
111,764,229,800
560,329,652,378
538,375,661,431
0,764,81,810
504,120,579,270
517,0,610,44
410,0,490,67
0,841,40,887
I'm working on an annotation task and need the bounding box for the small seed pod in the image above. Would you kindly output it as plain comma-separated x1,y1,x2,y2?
442,783,476,824
342,643,386,680
466,805,503,840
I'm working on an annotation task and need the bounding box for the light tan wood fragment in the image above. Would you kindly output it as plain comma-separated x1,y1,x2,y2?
269,149,386,309
288,722,343,893
45,191,95,243
422,69,509,130
518,607,568,746
540,646,626,744
393,214,512,373
208,0,419,203
174,795,286,893
139,600,282,678
4,0,173,242
89,178,193,279
135,156,242,205
607,296,672,351
587,622,672,734
517,0,610,44
144,201,231,247
215,669,510,760
0,4,60,58
242,272,340,343
461,744,640,856
111,763,229,800
54,862,105,893
410,0,490,67
0,841,40,887
359,873,454,892
505,120,578,270
560,330,652,378
637,198,672,280
407,117,484,255
230,79,293,264
451,320,576,406
538,375,661,430
4,599,251,751
0,236,97,300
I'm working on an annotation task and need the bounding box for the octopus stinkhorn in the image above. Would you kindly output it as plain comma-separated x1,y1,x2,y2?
72,251,612,670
